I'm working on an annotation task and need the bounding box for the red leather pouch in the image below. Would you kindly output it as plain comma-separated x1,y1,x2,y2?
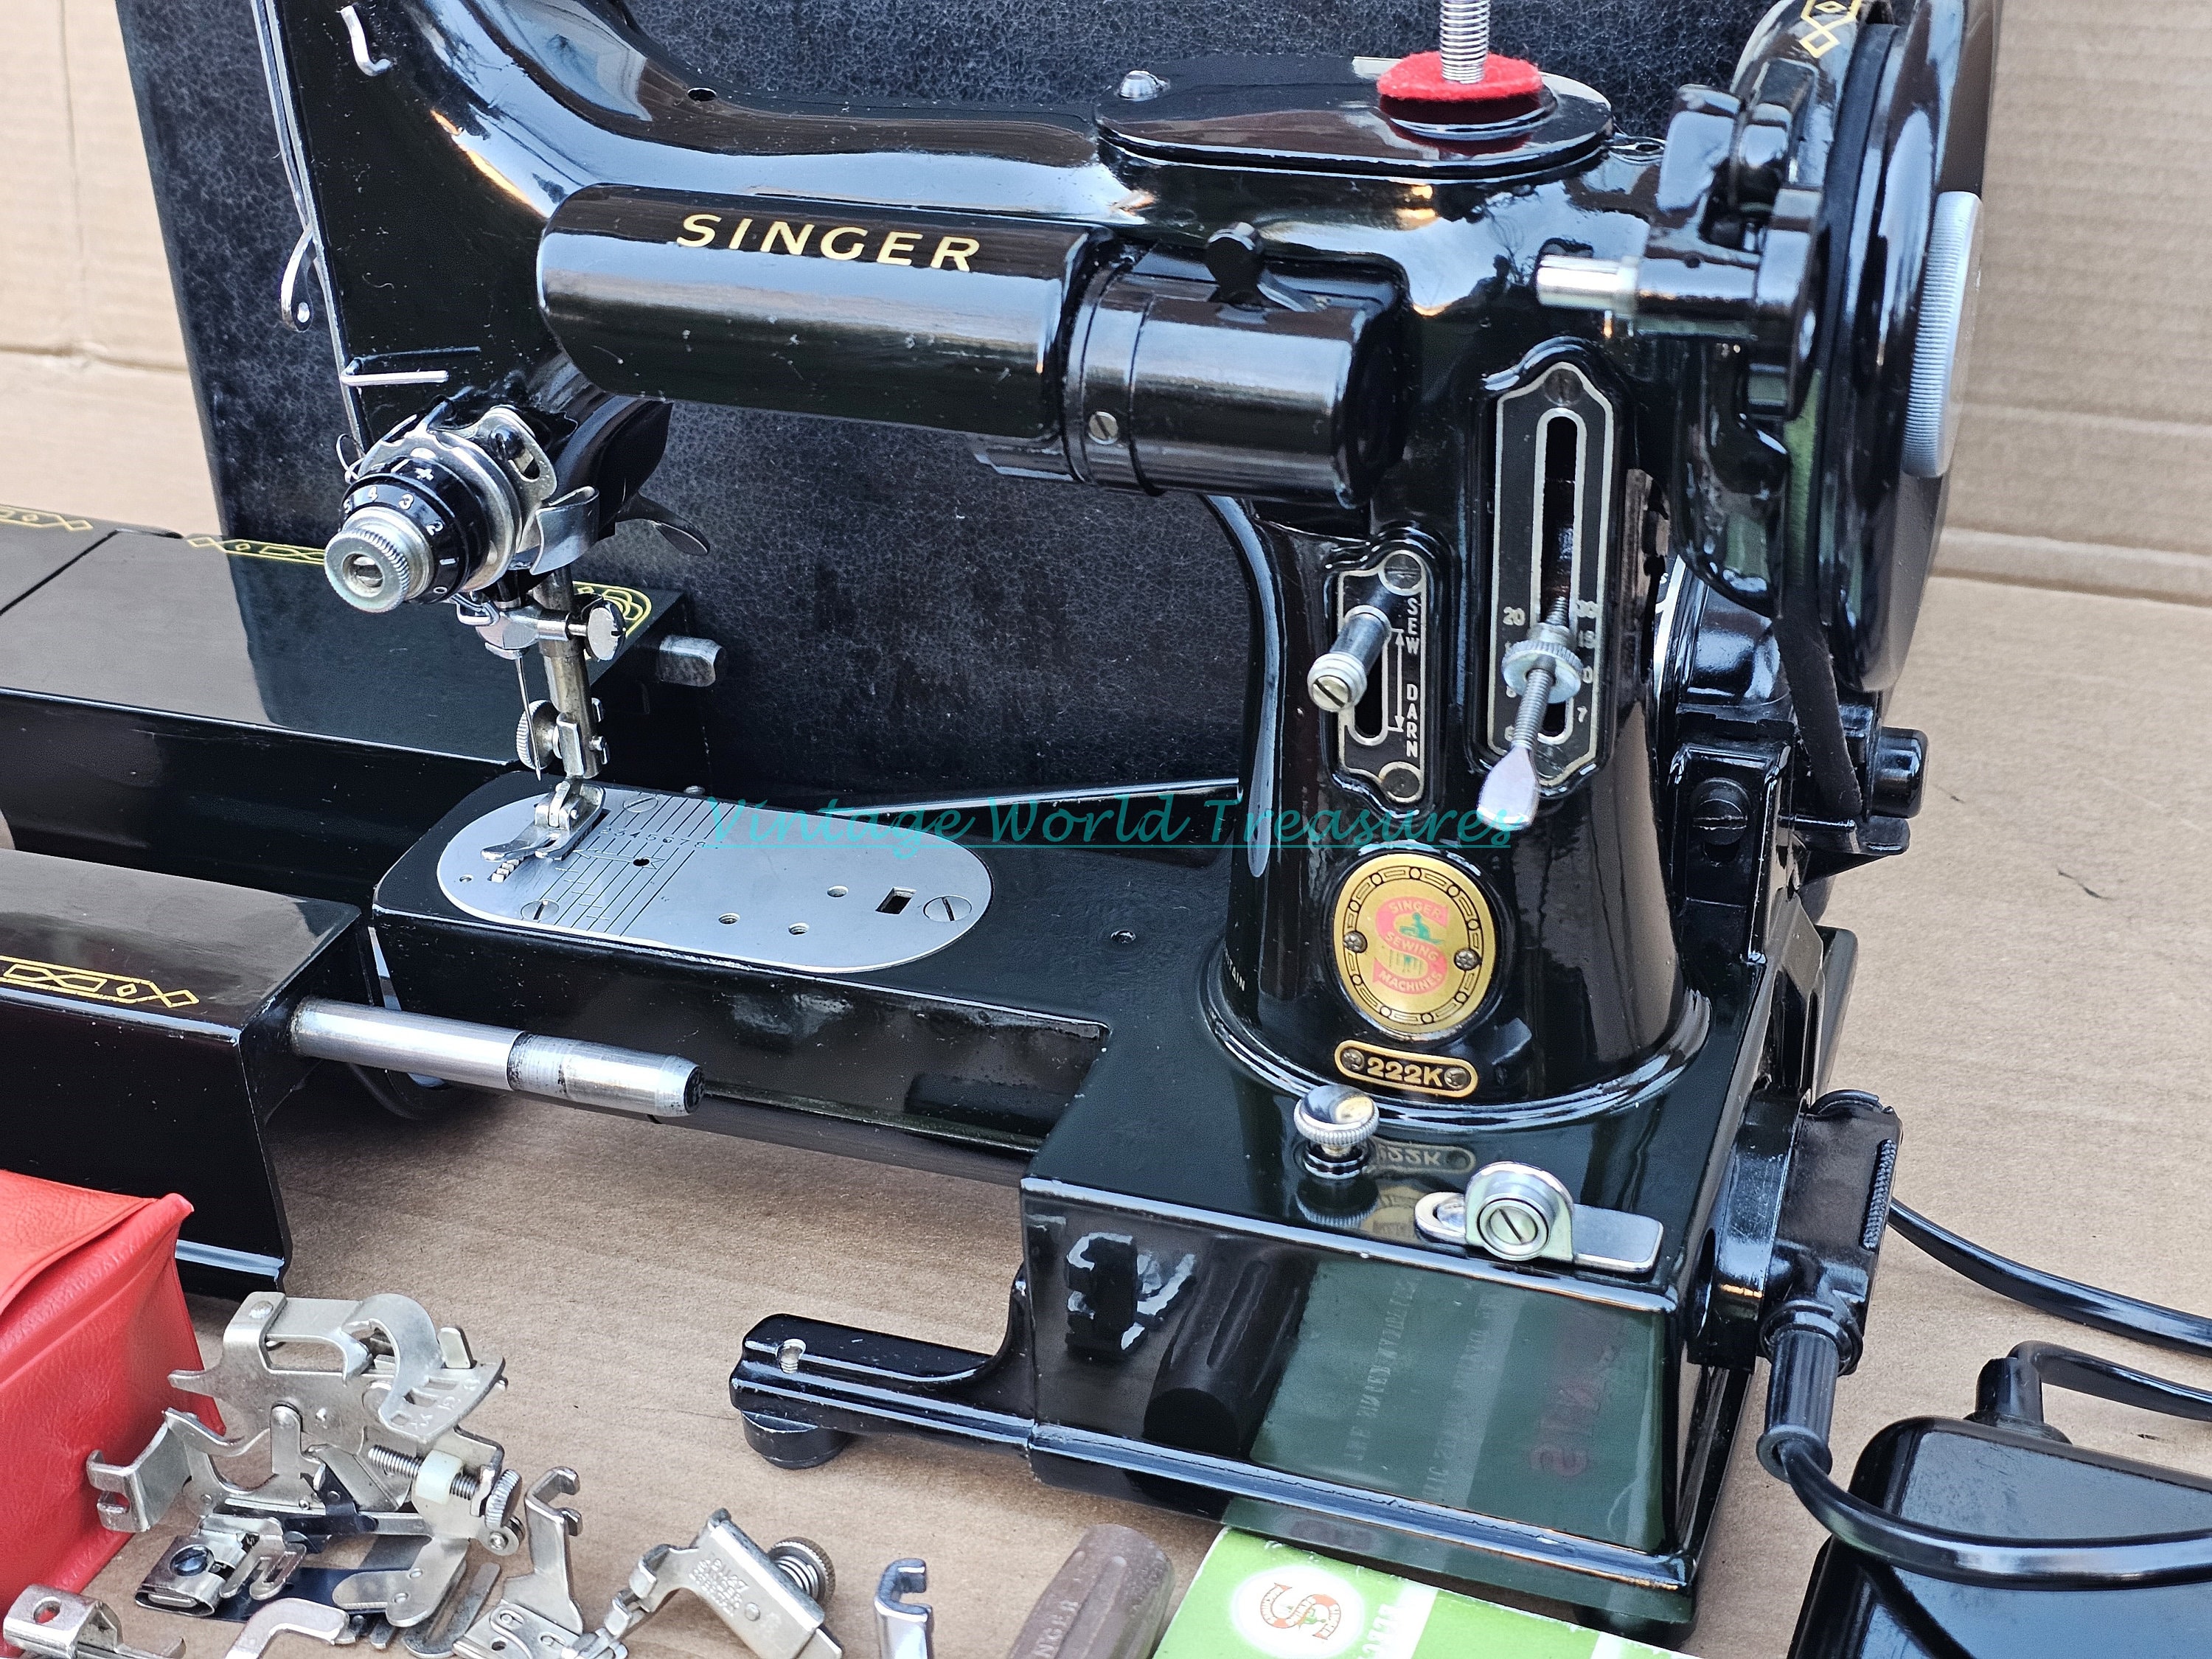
0,1172,208,1615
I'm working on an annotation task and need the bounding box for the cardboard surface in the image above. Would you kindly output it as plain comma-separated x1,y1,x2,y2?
65,573,2212,1658
1947,1,2212,572
0,0,217,532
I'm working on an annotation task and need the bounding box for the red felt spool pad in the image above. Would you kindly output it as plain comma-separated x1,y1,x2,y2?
1377,50,1547,123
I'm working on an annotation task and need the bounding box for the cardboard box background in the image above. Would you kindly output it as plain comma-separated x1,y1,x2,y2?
0,0,217,531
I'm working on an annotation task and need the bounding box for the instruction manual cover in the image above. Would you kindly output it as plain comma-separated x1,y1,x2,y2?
1155,1531,1690,1659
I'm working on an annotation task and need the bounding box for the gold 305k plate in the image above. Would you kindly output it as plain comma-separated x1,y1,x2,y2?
1332,852,1498,1040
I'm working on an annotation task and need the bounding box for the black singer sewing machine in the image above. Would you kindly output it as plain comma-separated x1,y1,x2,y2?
0,0,1997,1639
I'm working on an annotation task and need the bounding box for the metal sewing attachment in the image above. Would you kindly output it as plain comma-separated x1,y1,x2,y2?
871,1562,931,1659
320,404,628,883
86,1293,513,1623
438,1490,847,1659
5,1589,184,1659
220,1601,362,1659
599,1510,842,1659
71,1284,905,1659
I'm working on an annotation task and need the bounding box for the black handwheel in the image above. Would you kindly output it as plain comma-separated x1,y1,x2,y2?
349,1064,493,1121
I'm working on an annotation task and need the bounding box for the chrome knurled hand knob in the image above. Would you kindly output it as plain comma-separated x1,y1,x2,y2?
1293,1083,1380,1180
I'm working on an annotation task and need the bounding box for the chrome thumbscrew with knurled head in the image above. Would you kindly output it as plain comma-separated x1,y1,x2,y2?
765,1537,835,1604
1293,1083,1380,1179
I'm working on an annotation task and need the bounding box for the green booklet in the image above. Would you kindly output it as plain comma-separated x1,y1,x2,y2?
1155,1532,1690,1659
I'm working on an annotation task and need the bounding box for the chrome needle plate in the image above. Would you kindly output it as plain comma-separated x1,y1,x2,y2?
437,788,990,973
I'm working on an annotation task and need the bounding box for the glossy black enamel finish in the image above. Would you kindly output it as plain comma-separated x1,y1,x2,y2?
117,0,1798,808
372,771,1220,1170
542,189,1102,437
716,546,1865,1630
1095,55,1613,178
198,0,1992,1627
0,524,706,903
1788,1416,2212,1658
1812,0,2002,698
0,848,366,1295
727,872,1850,1632
271,0,1700,1107
378,761,1823,1618
0,506,115,608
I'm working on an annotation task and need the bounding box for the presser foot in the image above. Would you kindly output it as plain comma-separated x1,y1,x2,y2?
482,780,605,882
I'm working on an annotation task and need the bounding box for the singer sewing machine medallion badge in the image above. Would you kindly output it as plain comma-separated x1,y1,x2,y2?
1330,852,1498,1040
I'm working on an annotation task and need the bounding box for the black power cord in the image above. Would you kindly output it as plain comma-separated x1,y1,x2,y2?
1753,1180,2212,1587
1888,1201,2212,1360
1770,1434,2212,1588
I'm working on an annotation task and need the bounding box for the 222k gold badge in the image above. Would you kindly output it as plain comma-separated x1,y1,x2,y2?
1332,852,1498,1040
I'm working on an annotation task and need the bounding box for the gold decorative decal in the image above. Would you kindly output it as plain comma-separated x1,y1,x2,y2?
1,505,95,532
673,211,982,271
574,582,653,633
1,953,200,1009
1332,852,1498,1040
1335,1040,1478,1099
193,535,324,566
1795,0,1863,58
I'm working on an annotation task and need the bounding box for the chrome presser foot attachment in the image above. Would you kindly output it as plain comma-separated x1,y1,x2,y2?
482,776,606,882
220,1601,361,1659
872,1562,931,1659
602,1511,842,1659
453,1470,616,1659
86,1293,513,1624
5,1589,183,1659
